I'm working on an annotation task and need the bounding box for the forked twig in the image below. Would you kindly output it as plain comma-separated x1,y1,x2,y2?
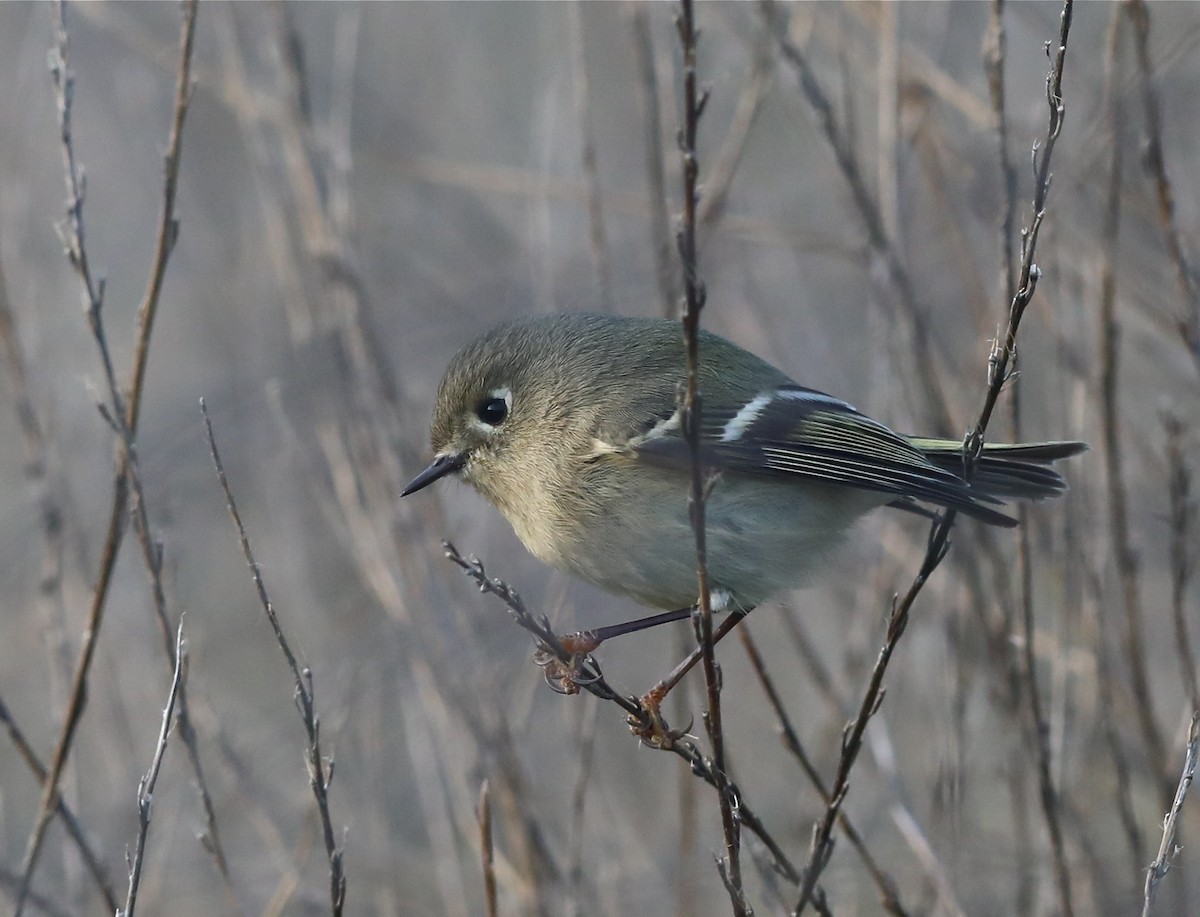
794,3,1076,911
15,2,206,910
442,541,803,889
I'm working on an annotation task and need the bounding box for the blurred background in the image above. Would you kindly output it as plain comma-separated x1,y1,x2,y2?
0,2,1198,914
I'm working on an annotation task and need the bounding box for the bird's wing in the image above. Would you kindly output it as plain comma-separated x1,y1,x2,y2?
626,385,1017,525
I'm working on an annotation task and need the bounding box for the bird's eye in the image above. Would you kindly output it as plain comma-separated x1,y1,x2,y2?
475,396,509,426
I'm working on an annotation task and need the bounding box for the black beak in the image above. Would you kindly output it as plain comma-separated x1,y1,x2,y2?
402,451,466,496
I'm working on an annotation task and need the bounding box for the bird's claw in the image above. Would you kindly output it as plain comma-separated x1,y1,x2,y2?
534,632,603,695
629,688,691,749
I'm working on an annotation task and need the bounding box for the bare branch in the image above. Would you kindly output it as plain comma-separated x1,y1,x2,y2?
1142,713,1200,916
203,400,347,915
119,623,187,917
441,541,801,887
675,2,746,910
794,3,1076,910
479,780,498,917
15,2,201,909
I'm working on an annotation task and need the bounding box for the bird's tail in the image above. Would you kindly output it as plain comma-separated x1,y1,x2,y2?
912,439,1087,509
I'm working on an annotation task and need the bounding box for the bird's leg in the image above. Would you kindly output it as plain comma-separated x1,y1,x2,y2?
540,606,696,695
555,606,695,656
638,606,752,714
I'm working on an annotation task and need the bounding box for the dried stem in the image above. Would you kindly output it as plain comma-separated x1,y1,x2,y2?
479,780,498,917
1125,0,1200,377
738,627,908,916
696,28,773,236
15,2,202,910
120,623,187,917
564,698,598,917
794,3,1076,910
1163,413,1200,712
985,5,1067,909
763,0,952,432
0,240,116,911
630,7,679,320
1098,2,1170,801
674,1,746,911
203,401,347,915
441,542,802,888
992,1,1073,912
568,2,613,311
0,695,116,911
1142,713,1200,916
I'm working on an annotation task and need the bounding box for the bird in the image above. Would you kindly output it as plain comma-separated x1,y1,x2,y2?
403,312,1083,686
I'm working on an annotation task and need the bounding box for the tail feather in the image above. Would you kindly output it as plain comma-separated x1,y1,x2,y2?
912,438,1087,506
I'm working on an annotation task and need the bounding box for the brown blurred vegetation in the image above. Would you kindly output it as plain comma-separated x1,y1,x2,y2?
0,2,1198,914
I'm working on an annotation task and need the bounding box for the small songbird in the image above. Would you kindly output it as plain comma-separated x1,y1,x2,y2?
403,313,1084,628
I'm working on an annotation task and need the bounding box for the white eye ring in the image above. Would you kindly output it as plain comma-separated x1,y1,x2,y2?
471,387,513,431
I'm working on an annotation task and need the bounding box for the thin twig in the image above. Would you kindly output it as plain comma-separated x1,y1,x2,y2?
696,28,773,235
1142,713,1200,916
479,780,498,917
568,2,613,312
630,6,679,320
794,3,1076,910
15,3,201,910
1098,1,1170,803
1125,0,1200,377
983,11,1050,911
739,627,908,916
120,623,187,917
1163,412,1200,712
203,400,347,916
441,542,802,887
984,0,1018,328
1000,11,1072,913
992,7,1077,914
564,697,598,917
0,242,116,912
674,2,746,911
762,0,953,433
0,695,117,911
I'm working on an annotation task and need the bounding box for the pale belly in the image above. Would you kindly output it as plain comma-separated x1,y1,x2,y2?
523,467,888,611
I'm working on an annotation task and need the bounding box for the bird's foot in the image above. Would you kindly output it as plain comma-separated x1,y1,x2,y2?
533,631,603,695
629,687,691,749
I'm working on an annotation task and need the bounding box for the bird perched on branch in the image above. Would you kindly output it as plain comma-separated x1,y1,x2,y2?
403,312,1083,686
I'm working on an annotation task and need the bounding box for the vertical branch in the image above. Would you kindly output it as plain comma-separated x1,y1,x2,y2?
630,8,680,321
966,0,1073,445
1125,0,1200,376
674,2,745,912
984,0,1017,308
695,33,773,237
990,2,1072,914
479,780,498,917
795,3,1076,911
1098,3,1170,800
568,3,613,311
0,243,117,909
1163,413,1200,712
564,697,598,917
1142,714,1200,916
983,8,1045,911
762,0,953,433
120,624,187,917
